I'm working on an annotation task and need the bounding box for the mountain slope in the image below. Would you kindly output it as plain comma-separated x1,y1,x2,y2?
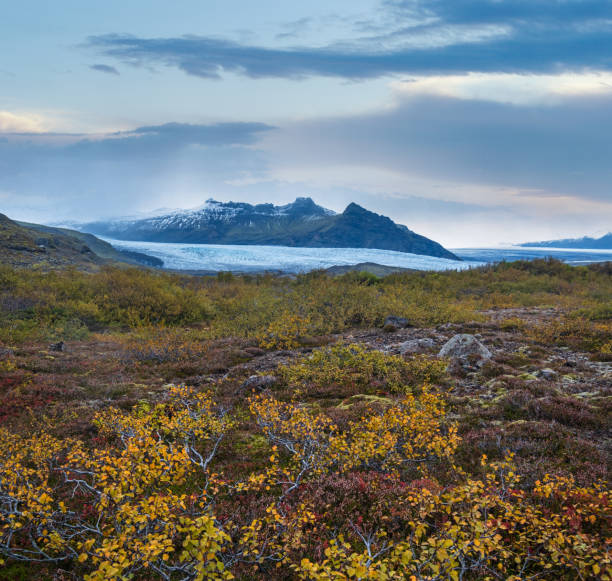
522,232,612,249
78,198,460,260
0,214,163,269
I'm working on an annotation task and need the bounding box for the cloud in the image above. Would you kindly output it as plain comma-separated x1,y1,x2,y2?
0,121,275,222
0,111,45,133
85,1,612,80
89,63,120,75
261,91,612,205
275,17,313,40
384,0,612,26
56,121,274,158
390,71,612,105
122,121,274,145
1,95,610,245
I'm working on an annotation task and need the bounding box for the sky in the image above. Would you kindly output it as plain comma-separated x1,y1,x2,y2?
1,0,611,247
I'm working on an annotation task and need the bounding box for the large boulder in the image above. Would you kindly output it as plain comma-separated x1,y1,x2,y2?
438,334,492,368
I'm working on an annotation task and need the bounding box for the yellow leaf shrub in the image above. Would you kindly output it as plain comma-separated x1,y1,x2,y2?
278,343,447,394
249,387,458,483
0,385,609,580
259,313,312,350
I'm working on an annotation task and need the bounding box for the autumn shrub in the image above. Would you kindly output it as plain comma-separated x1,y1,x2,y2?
498,316,527,331
295,455,611,580
457,422,610,485
249,387,459,482
0,363,69,423
2,258,611,345
589,336,612,361
277,344,447,396
1,384,610,580
0,386,236,580
527,395,607,430
259,313,312,350
526,316,612,351
0,266,215,341
120,327,210,363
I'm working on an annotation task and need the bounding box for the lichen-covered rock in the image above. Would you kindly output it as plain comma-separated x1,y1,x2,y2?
241,374,277,391
536,368,557,380
399,338,436,353
438,334,492,368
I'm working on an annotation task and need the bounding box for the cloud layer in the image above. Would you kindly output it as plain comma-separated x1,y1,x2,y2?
1,89,610,246
265,92,612,202
86,1,612,79
0,122,274,222
0,111,44,133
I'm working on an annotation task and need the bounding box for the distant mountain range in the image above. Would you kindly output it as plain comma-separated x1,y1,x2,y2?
0,213,163,269
76,197,460,261
522,232,612,249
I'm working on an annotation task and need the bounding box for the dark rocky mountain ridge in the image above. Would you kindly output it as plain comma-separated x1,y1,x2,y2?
77,197,460,260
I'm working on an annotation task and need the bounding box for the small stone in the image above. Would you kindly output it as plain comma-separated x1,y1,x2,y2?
396,338,436,354
241,375,277,391
383,316,411,332
536,368,557,380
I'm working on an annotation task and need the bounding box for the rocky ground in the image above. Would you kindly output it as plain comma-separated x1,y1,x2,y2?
2,306,609,485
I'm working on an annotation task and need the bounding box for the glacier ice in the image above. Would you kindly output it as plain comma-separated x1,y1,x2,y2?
104,239,484,272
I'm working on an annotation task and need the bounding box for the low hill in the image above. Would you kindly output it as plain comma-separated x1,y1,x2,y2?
77,197,460,261
0,213,163,269
324,262,418,277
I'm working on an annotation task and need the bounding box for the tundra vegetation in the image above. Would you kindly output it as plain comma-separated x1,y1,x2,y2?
0,259,610,580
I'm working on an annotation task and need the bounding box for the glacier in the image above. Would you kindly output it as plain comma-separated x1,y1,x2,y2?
104,239,612,273
104,239,484,272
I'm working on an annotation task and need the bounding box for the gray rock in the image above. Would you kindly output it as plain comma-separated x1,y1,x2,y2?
536,368,557,380
395,338,436,354
383,316,411,332
438,334,492,368
241,374,277,391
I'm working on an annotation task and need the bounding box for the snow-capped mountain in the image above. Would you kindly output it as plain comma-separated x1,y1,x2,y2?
77,197,460,260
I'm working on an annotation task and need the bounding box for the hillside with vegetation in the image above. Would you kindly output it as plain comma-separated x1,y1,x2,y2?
0,213,163,269
0,259,610,580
